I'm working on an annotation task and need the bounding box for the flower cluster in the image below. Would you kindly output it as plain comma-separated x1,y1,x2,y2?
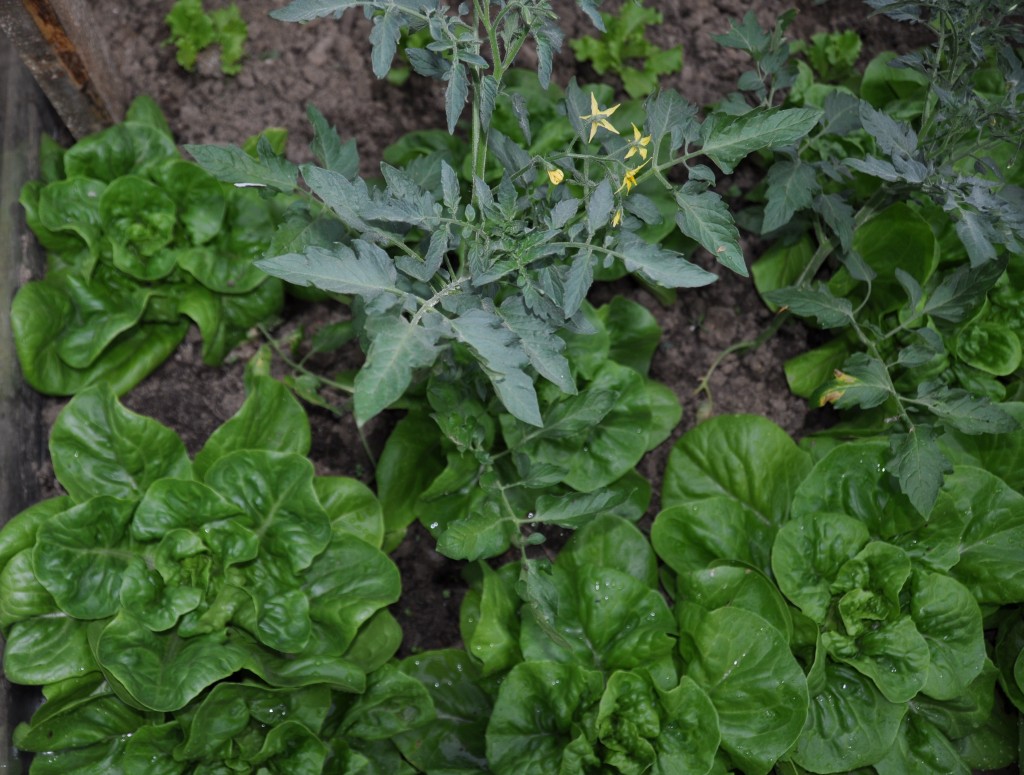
548,92,655,228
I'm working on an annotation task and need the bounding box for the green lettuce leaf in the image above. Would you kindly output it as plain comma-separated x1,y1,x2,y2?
394,649,493,773
485,660,604,773
687,607,808,775
794,640,907,771
49,384,191,502
96,613,248,711
662,414,812,539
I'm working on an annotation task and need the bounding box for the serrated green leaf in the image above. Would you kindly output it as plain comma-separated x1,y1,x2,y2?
436,500,515,561
813,192,855,253
819,352,892,409
614,230,718,288
256,241,400,302
479,74,499,132
897,329,944,368
509,92,531,146
587,178,614,234
645,89,699,152
451,308,542,426
210,5,247,75
912,386,1019,435
845,155,902,181
301,163,370,231
888,427,952,516
270,0,361,22
645,44,684,77
674,185,747,275
354,316,442,425
954,209,998,266
821,90,862,135
533,19,561,89
446,62,469,133
183,143,297,191
533,489,628,528
896,267,923,310
859,99,919,158
550,197,580,229
699,107,822,174
712,11,770,53
762,160,818,232
497,297,574,393
764,284,854,328
922,258,1006,323
369,7,400,79
440,160,460,212
504,384,616,450
307,104,358,179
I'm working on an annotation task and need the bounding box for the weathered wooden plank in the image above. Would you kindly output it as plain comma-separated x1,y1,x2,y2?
0,30,65,770
0,0,125,137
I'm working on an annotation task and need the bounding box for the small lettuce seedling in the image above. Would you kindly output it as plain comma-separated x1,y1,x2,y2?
570,0,684,98
165,0,248,76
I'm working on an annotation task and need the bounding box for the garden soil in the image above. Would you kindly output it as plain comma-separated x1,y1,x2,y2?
35,0,928,654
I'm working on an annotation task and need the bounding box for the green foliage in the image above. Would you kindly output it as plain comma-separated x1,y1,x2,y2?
651,414,1022,773
732,1,1024,515
428,517,728,774
11,4,1024,773
165,0,248,76
25,400,1017,773
191,2,819,439
3,374,403,768
373,296,672,555
789,29,863,104
569,0,684,98
12,96,286,396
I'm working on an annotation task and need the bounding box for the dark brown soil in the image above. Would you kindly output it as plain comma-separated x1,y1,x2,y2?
38,0,927,654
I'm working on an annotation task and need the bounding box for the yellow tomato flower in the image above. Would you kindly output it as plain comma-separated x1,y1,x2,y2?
616,159,649,195
547,168,565,186
579,93,621,142
624,123,652,161
611,207,623,227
